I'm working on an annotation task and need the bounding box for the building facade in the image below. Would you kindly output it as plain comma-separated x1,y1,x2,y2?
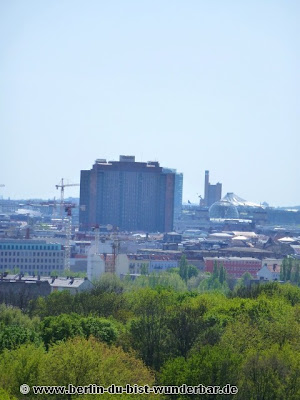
204,256,261,278
0,274,93,307
80,156,175,232
0,240,64,275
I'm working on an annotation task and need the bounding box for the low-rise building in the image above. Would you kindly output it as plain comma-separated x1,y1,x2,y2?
257,259,282,281
128,254,178,274
149,257,178,273
87,251,130,280
0,273,93,306
204,256,262,278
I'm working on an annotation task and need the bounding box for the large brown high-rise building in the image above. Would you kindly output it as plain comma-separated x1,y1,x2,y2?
79,156,175,232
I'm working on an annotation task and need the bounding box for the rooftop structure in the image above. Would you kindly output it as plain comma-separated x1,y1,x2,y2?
209,201,239,219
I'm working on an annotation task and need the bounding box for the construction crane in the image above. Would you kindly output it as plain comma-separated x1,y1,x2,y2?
55,179,79,221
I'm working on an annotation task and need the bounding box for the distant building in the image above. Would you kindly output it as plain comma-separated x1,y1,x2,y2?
87,248,129,281
257,264,281,281
201,171,222,207
0,274,93,307
149,258,178,273
0,240,64,275
266,208,300,225
257,258,282,281
209,201,239,219
163,232,182,243
127,253,178,274
49,276,93,294
204,256,261,278
163,168,183,221
80,156,175,232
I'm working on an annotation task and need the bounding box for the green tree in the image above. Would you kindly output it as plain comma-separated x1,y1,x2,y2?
239,345,300,400
128,288,174,370
80,316,118,344
0,304,40,330
0,325,41,352
132,272,186,291
93,273,124,294
40,337,159,399
140,263,149,275
167,296,207,357
240,272,253,287
40,313,119,348
40,313,84,347
30,290,75,318
0,338,160,400
213,260,219,278
219,264,227,284
179,255,199,282
0,388,17,400
160,345,240,399
286,257,293,281
291,259,300,285
179,255,189,282
281,258,287,281
0,344,46,400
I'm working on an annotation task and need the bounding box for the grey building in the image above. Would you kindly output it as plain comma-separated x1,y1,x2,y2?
0,273,93,307
0,240,64,275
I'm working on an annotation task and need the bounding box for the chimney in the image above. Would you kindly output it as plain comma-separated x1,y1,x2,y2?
204,170,209,207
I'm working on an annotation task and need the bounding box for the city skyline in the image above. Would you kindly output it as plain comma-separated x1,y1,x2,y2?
1,1,299,206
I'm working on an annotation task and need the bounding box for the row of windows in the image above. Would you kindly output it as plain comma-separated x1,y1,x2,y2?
0,244,60,250
151,264,178,268
227,267,260,271
0,258,63,264
223,262,260,266
0,265,64,270
0,251,63,257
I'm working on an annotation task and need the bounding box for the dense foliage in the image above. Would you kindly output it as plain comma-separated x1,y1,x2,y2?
1,259,300,399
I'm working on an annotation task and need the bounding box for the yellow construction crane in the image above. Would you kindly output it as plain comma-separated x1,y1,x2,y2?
55,178,79,221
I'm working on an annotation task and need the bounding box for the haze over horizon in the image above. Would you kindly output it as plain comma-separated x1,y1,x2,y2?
1,1,299,207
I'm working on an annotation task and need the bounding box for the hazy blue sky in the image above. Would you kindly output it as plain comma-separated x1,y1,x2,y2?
1,0,299,206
